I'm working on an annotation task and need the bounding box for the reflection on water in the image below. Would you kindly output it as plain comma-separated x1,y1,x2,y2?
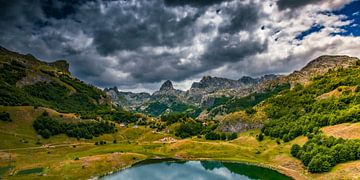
102,161,292,180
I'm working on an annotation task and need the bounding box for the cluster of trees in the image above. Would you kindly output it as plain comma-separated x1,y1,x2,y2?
0,112,11,122
205,132,237,140
291,134,360,173
161,113,188,125
33,113,116,139
175,122,204,138
174,120,220,139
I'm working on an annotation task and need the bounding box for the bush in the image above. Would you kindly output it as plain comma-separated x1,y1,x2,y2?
308,155,331,173
205,132,220,140
228,133,238,140
291,144,301,157
0,112,11,122
256,133,264,141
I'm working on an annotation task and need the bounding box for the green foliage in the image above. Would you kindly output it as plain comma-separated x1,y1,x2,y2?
256,133,264,141
262,66,360,141
33,115,116,139
245,108,257,115
205,132,220,140
292,134,360,173
290,144,301,157
161,113,188,125
0,112,11,122
144,102,168,116
144,101,197,117
209,84,290,115
0,62,26,85
205,132,238,140
175,122,204,138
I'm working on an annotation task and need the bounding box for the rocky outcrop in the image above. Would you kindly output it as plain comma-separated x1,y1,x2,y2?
218,119,264,133
48,60,70,74
279,55,358,86
104,87,151,108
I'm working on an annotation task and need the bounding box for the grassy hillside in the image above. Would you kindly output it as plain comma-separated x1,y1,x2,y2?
0,47,111,115
260,62,360,172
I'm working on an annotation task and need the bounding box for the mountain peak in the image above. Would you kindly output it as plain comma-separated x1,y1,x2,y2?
160,80,174,91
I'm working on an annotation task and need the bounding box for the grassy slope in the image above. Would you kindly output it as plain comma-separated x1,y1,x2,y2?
321,122,360,139
1,106,359,180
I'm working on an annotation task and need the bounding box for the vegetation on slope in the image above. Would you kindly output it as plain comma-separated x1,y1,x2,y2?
291,134,360,173
0,47,113,116
260,61,360,172
33,112,117,139
208,84,290,116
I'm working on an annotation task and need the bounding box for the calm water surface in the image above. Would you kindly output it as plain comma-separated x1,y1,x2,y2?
103,161,292,180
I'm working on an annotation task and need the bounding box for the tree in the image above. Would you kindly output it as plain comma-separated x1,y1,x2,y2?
256,133,264,141
220,133,227,140
40,129,51,139
308,155,331,173
205,132,220,140
228,133,238,140
291,144,301,157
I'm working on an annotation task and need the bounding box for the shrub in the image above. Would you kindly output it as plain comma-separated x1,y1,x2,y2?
0,112,11,122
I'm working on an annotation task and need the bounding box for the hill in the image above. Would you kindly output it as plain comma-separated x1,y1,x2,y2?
0,46,112,116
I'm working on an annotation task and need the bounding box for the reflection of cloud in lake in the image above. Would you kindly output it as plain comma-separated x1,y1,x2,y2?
103,161,251,180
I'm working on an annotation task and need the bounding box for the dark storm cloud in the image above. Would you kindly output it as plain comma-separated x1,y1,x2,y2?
92,1,202,55
41,0,94,19
201,35,267,65
0,0,269,91
219,2,260,33
200,2,266,65
277,0,322,10
163,0,229,7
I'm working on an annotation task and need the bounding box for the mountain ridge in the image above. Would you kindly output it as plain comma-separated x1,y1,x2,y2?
105,55,359,117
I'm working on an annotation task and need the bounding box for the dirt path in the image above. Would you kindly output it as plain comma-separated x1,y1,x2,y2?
0,142,92,152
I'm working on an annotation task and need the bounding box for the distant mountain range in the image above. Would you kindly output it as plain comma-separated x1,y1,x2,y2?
105,55,359,118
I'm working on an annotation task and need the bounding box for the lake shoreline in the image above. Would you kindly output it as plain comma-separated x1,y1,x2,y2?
98,157,303,180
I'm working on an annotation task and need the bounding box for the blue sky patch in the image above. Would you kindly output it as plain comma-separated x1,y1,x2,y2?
295,25,325,40
332,0,360,36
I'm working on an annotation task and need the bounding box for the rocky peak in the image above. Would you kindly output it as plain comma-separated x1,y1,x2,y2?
238,76,257,84
48,60,70,74
160,80,175,91
301,55,356,72
104,86,119,93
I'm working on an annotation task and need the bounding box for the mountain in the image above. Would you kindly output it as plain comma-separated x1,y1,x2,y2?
0,46,111,114
105,55,359,118
217,55,359,133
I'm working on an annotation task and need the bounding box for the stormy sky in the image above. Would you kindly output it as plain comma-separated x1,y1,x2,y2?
1,0,360,93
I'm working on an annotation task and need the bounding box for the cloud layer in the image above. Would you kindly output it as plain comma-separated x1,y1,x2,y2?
0,0,359,92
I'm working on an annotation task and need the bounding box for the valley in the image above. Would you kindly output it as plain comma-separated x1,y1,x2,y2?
0,46,360,180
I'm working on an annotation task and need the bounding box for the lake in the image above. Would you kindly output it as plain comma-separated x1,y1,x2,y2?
102,160,292,180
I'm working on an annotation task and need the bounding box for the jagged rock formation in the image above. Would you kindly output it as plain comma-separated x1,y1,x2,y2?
104,87,151,108
159,80,174,91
